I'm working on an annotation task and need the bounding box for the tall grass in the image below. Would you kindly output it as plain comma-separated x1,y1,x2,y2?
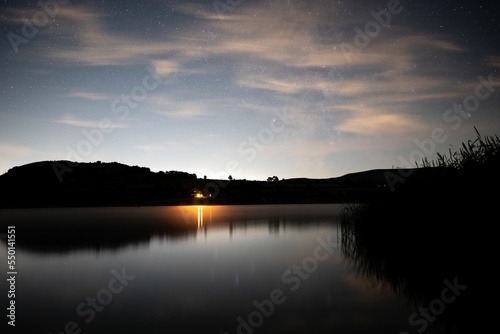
338,129,497,333
418,127,500,170
340,127,500,244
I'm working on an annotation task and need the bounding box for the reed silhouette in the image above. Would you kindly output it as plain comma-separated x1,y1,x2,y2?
339,128,498,333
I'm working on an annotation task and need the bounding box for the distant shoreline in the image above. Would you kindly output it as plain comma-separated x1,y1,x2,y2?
0,160,407,209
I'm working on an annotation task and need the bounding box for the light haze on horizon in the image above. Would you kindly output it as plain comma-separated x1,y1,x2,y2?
1,0,499,180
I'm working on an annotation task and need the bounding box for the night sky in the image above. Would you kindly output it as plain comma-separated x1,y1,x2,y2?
1,0,499,180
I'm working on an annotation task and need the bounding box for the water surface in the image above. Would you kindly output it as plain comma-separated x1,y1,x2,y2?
0,204,450,333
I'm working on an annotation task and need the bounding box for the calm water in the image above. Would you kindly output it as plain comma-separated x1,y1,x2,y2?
0,204,457,333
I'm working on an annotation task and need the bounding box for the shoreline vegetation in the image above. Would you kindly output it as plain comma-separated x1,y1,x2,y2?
0,160,399,209
0,129,498,209
340,129,499,333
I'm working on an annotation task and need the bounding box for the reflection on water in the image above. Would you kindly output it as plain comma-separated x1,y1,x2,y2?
198,205,204,229
0,205,343,253
340,205,479,334
0,204,470,333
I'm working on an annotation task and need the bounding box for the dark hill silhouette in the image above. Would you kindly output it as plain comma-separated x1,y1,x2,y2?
0,160,429,208
0,160,198,208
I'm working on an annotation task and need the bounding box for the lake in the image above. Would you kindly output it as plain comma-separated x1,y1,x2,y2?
0,204,466,333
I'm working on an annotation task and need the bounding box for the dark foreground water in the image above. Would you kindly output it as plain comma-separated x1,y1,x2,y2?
0,205,469,333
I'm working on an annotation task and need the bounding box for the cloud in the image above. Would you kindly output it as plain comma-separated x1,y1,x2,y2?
336,114,424,136
172,2,345,66
0,143,31,156
172,3,465,71
53,117,128,129
15,6,172,67
22,2,342,69
488,56,500,68
66,92,112,101
146,95,213,120
151,59,179,75
8,1,487,146
239,76,306,94
21,2,468,84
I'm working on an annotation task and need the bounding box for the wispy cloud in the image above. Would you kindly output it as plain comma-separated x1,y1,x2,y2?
26,2,468,89
0,143,31,156
65,91,113,101
53,117,128,129
488,56,500,68
6,1,492,150
147,96,212,120
18,7,172,67
336,114,425,136
173,3,465,70
151,59,179,75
